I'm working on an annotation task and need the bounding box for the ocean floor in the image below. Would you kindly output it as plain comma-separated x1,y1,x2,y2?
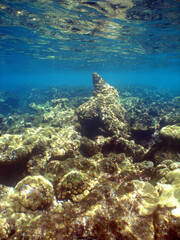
0,73,180,239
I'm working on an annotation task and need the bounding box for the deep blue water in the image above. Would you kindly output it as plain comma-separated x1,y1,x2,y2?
0,0,180,92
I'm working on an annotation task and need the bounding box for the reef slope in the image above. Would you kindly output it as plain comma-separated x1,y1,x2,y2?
0,73,180,239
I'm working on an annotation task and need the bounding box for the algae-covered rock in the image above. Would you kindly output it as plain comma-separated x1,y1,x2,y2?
51,98,69,108
153,147,180,165
80,136,99,157
0,128,49,166
29,102,49,113
155,160,180,183
76,73,127,138
11,175,54,211
49,126,81,160
160,125,180,144
144,125,180,164
0,218,12,239
94,135,146,161
147,124,180,164
121,96,158,145
0,134,29,165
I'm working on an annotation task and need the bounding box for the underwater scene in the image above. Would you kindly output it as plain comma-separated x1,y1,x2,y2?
0,0,180,239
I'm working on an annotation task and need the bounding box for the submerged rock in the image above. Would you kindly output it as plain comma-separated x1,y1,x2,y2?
160,125,180,145
76,73,127,138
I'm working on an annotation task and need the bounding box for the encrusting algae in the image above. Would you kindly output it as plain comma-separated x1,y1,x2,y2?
0,73,180,239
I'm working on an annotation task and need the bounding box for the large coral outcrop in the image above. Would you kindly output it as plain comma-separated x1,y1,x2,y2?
76,73,127,138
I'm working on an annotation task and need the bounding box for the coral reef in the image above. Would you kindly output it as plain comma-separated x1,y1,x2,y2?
0,73,180,239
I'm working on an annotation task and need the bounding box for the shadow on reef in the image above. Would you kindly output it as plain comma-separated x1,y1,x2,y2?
0,159,29,187
0,73,180,239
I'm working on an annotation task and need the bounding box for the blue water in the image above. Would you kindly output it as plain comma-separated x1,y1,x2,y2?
0,0,180,91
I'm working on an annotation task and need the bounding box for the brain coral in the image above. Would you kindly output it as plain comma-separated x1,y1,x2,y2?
12,175,54,211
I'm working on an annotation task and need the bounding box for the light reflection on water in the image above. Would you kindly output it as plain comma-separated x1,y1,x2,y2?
0,0,180,89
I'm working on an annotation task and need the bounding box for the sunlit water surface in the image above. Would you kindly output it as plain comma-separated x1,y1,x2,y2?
0,0,180,91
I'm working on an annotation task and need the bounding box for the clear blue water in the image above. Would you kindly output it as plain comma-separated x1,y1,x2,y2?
0,0,180,91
